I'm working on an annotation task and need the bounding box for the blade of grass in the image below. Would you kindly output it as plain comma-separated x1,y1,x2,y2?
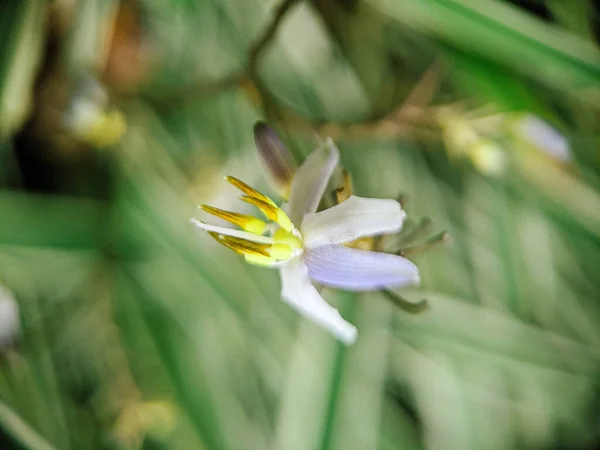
0,400,58,450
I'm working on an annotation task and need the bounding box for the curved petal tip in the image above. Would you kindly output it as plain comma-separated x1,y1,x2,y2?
280,258,358,345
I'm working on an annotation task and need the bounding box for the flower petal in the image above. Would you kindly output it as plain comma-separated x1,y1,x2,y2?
301,195,406,248
286,138,339,224
280,257,357,345
190,219,275,244
304,245,420,291
515,114,571,162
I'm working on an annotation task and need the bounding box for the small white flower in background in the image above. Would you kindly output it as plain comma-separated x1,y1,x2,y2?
192,138,420,344
64,76,126,148
469,140,508,176
0,285,20,349
511,114,571,163
439,109,508,177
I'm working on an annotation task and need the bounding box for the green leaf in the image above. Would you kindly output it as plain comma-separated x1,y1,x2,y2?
367,0,600,95
0,401,58,450
0,0,46,138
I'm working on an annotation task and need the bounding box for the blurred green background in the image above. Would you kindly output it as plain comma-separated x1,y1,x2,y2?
2,0,600,449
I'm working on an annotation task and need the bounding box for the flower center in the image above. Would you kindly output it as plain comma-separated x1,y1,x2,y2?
200,176,304,267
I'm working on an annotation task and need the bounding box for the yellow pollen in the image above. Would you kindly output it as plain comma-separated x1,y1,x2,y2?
200,205,267,235
225,176,277,206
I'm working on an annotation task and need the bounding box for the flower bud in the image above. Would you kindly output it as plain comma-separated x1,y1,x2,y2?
253,122,296,199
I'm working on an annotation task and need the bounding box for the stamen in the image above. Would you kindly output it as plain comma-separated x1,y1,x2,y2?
225,176,277,206
240,196,293,232
207,231,272,257
219,235,272,257
209,232,296,263
200,204,267,235
207,232,244,255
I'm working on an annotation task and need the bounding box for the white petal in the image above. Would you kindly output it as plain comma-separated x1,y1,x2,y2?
280,258,357,345
304,245,420,291
286,138,339,224
190,219,274,244
301,195,406,248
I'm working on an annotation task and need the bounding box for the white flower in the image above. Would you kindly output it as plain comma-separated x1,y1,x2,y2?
192,139,420,344
512,114,571,162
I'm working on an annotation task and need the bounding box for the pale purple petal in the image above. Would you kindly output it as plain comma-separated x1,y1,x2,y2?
286,138,339,224
280,257,357,344
301,195,406,248
516,114,571,162
304,245,420,291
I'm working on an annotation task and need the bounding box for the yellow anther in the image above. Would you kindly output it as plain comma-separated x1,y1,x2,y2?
200,204,267,235
208,232,270,257
223,235,271,256
225,176,276,206
267,244,295,260
240,196,293,232
208,232,244,255
239,196,277,220
244,253,277,267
